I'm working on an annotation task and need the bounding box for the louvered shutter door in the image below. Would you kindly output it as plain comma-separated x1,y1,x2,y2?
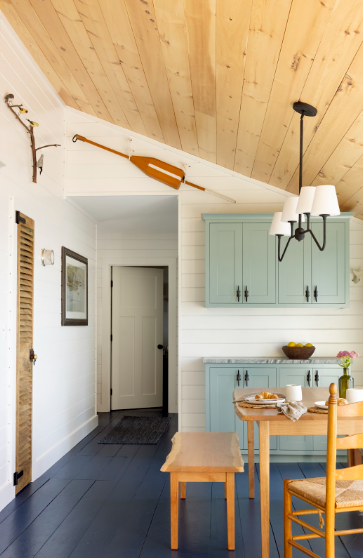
16,212,34,493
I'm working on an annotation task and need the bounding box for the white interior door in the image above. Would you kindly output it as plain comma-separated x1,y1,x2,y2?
111,267,164,410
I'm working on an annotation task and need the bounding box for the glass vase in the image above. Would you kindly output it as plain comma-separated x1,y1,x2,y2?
339,367,354,398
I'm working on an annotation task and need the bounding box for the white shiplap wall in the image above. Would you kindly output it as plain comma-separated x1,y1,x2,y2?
64,107,363,434
0,15,97,512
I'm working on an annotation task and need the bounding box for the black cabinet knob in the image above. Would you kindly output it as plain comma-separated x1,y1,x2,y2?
157,344,163,349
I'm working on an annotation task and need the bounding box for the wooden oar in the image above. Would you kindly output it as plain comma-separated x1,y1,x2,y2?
72,135,236,203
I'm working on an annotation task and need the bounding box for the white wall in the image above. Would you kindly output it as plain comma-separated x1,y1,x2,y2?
0,14,97,511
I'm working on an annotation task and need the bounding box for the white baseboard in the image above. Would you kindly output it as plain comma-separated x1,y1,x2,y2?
0,481,14,513
33,414,99,480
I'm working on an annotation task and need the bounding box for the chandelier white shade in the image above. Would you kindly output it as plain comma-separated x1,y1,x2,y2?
269,212,291,236
281,197,305,223
296,186,316,214
311,185,340,216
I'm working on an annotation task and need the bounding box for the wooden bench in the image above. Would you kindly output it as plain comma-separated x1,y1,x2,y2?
161,432,244,550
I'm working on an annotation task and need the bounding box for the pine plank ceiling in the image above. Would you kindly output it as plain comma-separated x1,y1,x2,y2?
3,0,363,217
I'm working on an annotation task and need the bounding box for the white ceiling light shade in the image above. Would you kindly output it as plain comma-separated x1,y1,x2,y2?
269,212,291,236
281,197,305,223
311,185,340,216
296,186,316,214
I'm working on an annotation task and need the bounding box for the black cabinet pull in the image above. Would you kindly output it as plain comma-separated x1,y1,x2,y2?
305,286,310,302
244,286,249,302
315,370,320,387
307,370,311,387
237,370,241,386
244,370,249,386
237,285,241,302
314,286,318,302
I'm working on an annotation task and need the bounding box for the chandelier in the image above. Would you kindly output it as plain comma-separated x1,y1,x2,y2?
269,101,340,262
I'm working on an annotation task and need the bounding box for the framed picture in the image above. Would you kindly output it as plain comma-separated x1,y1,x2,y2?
61,247,88,326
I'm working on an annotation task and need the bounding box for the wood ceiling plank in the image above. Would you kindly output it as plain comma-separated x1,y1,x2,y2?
286,39,363,194
153,0,199,156
2,0,96,116
234,0,292,177
100,0,164,143
215,0,252,170
250,0,336,184
72,0,147,133
184,0,217,163
333,154,363,210
28,0,114,122
50,0,130,129
124,0,181,149
271,0,363,191
312,110,363,187
1,2,78,110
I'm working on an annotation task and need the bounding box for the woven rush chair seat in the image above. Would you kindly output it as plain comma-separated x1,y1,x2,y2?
288,477,363,509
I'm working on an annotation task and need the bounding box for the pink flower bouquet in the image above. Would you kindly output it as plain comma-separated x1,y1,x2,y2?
336,350,359,368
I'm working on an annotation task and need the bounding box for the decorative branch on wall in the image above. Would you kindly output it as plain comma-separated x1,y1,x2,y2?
4,94,60,183
72,134,236,203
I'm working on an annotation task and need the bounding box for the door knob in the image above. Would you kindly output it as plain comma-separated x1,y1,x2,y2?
30,349,37,365
157,344,163,349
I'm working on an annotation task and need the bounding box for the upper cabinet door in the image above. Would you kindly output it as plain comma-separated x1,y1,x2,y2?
311,222,346,305
278,233,312,304
242,222,276,304
209,223,242,304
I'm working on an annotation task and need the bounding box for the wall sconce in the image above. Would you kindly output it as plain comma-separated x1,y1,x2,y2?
41,249,54,266
352,269,363,284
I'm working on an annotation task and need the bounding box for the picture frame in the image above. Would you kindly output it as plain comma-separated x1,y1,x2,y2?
61,247,88,326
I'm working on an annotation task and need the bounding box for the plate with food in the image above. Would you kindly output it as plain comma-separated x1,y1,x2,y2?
245,392,285,405
315,398,348,410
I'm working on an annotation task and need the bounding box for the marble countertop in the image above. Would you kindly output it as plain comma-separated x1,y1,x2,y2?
202,357,339,364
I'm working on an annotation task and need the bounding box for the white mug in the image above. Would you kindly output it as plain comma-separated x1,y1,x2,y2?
285,384,303,402
346,388,363,404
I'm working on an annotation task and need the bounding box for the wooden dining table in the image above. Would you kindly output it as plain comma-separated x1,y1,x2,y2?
233,387,363,558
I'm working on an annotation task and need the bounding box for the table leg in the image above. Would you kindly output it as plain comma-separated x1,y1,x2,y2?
180,481,186,499
170,473,179,549
247,421,255,499
259,421,270,558
226,472,235,550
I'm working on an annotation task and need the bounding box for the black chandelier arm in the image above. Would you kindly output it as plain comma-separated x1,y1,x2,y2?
306,215,328,251
277,234,292,263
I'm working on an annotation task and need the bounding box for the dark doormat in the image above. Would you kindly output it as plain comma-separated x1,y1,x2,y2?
98,415,172,445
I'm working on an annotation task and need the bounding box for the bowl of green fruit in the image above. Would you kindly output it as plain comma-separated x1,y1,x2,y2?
282,342,315,360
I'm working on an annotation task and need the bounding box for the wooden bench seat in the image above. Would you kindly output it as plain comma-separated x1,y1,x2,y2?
161,432,244,550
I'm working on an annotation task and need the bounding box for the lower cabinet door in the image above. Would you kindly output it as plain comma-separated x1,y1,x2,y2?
243,368,277,451
279,368,314,452
209,368,244,449
313,369,341,451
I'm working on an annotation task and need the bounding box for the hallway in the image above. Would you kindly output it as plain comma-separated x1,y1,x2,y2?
0,411,360,558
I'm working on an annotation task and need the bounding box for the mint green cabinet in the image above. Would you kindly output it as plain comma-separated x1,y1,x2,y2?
203,213,352,308
207,367,244,448
242,367,277,450
209,223,242,304
278,367,314,452
311,222,346,305
243,223,276,304
278,235,311,304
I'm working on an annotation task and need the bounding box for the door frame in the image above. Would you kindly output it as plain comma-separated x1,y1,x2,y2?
101,257,177,414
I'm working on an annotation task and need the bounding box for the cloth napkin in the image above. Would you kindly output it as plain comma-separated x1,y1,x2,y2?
276,401,307,422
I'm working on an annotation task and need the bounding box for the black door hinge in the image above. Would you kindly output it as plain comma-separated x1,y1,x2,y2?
110,388,113,396
15,211,26,225
110,334,113,342
13,470,23,486
111,280,113,288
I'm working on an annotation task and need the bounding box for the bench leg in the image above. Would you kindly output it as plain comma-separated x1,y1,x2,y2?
180,481,186,499
170,473,179,549
226,472,235,550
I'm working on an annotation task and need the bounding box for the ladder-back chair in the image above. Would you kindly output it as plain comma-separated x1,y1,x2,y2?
284,383,363,558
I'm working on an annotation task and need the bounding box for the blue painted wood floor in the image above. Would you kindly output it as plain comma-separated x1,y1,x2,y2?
0,410,362,558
